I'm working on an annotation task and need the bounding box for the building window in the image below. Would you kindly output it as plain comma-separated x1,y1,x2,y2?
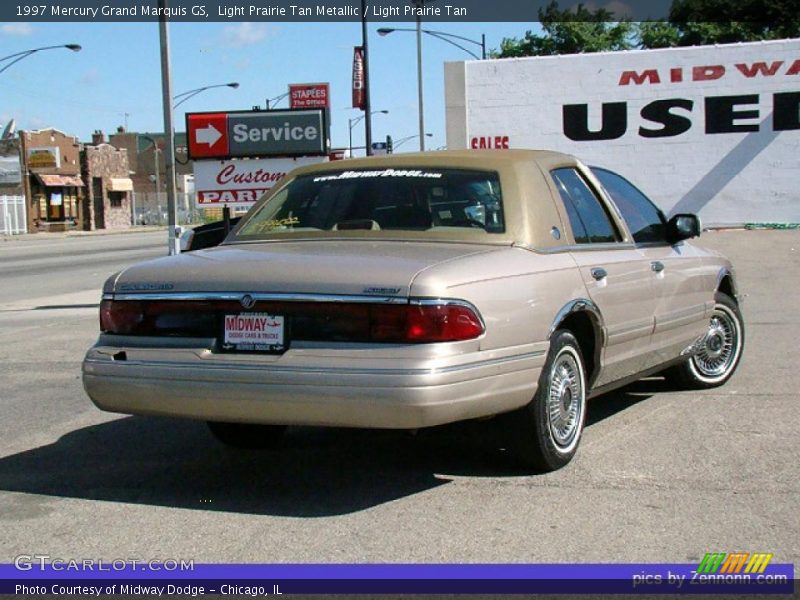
109,192,125,208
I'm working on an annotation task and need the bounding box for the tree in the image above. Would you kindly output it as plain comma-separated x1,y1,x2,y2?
493,1,634,58
493,0,800,57
640,0,800,48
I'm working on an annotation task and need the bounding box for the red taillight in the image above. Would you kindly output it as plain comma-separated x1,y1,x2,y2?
370,303,484,343
100,299,225,336
99,298,484,343
100,299,145,334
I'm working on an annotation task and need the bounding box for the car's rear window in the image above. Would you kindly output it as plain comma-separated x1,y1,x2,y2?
235,168,504,237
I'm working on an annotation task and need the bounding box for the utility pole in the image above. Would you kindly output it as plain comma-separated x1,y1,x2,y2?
416,0,425,151
158,0,179,255
361,0,373,155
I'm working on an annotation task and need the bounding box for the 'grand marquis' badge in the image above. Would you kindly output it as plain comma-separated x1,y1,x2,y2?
119,282,174,291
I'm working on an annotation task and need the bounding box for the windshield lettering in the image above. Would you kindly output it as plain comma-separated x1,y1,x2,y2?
313,169,443,182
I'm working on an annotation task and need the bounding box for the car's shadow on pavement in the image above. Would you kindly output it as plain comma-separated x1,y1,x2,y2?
0,379,665,517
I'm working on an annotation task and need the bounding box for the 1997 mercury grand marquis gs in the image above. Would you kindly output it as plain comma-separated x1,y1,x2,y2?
83,150,744,471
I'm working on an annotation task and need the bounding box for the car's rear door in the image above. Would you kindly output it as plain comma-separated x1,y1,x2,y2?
549,167,656,388
591,168,710,369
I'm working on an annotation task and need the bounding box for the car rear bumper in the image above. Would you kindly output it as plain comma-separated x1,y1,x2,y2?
82,339,546,429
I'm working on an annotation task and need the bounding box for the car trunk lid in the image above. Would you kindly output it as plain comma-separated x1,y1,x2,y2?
110,240,504,297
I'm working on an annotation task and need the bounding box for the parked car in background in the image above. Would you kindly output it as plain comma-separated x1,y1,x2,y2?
179,216,242,252
83,150,744,471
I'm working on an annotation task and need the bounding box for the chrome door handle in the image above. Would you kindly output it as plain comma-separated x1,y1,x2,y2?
591,267,608,281
651,261,665,273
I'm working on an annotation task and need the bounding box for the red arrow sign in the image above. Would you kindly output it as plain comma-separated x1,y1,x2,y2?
187,113,229,159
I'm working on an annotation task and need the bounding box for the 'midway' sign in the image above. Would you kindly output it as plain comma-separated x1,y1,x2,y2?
186,109,329,160
445,38,800,225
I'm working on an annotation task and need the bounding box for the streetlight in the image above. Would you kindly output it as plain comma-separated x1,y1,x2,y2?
376,0,438,151
393,133,433,151
173,82,239,108
378,23,486,151
349,110,388,156
0,44,81,75
137,134,163,228
377,28,486,60
265,91,289,109
140,134,161,197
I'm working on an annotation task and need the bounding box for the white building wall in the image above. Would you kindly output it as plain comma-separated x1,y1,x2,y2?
445,39,800,225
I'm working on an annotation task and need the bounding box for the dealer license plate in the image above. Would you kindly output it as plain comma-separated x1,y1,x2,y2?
221,313,287,353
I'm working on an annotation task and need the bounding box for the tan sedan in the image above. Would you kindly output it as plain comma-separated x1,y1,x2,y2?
83,150,744,471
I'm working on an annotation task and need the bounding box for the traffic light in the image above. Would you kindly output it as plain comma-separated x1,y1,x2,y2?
386,135,393,154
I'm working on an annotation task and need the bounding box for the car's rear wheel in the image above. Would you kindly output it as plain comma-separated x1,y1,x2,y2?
505,330,587,471
206,421,287,449
667,293,744,389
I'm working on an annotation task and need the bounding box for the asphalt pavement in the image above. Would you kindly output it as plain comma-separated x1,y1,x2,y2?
0,230,167,307
0,229,797,569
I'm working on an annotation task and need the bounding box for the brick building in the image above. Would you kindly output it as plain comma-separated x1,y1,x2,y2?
80,131,133,230
16,128,134,231
19,128,83,232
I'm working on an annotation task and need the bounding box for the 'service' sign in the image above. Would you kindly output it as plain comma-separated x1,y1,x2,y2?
187,109,329,160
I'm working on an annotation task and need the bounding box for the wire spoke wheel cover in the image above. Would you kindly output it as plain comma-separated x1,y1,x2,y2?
546,346,585,453
691,303,742,382
666,292,744,390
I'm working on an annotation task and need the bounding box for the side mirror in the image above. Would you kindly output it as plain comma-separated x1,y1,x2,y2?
667,213,701,243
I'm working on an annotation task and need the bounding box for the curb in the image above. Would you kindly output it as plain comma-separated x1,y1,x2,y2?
2,227,168,242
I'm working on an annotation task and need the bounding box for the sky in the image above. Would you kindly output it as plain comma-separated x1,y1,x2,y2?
0,20,537,154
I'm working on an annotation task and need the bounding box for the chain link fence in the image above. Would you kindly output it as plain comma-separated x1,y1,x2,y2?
132,192,227,227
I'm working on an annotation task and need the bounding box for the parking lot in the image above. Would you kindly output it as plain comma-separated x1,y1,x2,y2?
0,229,797,568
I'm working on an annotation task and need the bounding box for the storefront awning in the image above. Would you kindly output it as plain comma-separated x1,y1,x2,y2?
35,174,84,187
108,177,133,192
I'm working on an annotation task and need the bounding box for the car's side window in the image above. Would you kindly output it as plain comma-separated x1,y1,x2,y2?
551,168,619,244
591,167,668,244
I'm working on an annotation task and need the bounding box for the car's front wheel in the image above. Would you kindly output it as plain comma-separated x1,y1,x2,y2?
667,292,744,389
506,330,587,471
206,422,287,449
